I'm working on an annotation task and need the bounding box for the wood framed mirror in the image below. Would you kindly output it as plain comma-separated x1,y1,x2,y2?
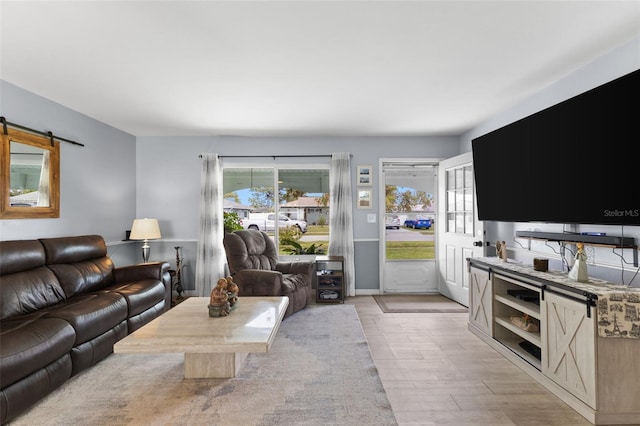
1,128,60,219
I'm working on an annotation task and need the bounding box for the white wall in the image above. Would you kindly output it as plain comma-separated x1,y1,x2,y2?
0,80,139,268
460,36,640,286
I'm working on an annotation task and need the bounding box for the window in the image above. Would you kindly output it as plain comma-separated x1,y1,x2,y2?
445,164,474,235
1,128,60,219
223,165,330,255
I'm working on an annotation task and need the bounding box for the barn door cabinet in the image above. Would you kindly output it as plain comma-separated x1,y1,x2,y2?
467,257,640,425
468,266,493,337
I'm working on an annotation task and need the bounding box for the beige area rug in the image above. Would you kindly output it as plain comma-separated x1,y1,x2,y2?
9,304,396,426
373,294,468,313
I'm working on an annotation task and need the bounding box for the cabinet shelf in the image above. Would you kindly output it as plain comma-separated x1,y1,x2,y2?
499,337,542,370
495,317,541,346
494,294,540,319
492,272,542,370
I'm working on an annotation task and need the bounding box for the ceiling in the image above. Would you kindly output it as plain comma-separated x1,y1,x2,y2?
1,1,639,138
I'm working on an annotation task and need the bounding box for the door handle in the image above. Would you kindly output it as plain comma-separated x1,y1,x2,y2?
473,241,484,247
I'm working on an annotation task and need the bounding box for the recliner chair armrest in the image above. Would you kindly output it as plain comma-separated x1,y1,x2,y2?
275,261,313,276
233,269,283,296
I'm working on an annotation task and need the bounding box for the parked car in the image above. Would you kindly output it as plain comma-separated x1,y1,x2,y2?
404,217,432,229
240,213,308,233
385,215,401,229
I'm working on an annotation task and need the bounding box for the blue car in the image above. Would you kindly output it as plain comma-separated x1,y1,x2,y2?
404,218,432,229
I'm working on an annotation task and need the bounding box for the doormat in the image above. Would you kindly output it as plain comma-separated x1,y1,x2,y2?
373,294,468,313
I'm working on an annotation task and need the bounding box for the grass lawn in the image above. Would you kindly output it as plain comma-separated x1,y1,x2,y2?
386,241,435,260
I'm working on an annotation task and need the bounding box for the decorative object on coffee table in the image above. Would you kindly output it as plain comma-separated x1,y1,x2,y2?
208,276,239,316
209,278,231,316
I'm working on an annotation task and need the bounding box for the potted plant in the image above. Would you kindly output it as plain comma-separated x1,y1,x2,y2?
223,211,243,234
280,238,326,255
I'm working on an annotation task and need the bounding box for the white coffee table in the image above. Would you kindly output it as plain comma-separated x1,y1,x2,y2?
113,296,288,378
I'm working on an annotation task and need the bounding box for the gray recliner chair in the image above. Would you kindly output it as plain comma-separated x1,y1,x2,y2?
223,229,313,318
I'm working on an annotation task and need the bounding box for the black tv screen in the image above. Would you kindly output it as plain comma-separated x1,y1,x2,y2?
472,69,640,226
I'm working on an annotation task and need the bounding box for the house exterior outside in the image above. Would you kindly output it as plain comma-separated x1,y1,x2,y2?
280,196,329,225
223,199,252,219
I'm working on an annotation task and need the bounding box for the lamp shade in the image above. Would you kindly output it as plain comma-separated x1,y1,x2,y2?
129,218,161,240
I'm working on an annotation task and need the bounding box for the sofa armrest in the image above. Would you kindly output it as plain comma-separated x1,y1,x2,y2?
233,269,283,297
114,261,169,281
114,261,172,309
276,261,313,276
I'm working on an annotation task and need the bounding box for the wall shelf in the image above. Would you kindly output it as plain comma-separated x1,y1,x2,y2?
515,231,638,267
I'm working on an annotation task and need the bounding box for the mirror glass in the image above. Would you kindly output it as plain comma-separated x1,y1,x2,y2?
1,129,60,218
9,141,50,207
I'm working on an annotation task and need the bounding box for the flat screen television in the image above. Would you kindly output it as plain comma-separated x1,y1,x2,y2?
472,68,640,226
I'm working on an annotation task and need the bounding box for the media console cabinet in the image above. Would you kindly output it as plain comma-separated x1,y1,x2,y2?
468,257,640,425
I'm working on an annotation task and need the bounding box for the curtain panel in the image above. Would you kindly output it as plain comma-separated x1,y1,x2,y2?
329,152,356,296
195,153,226,297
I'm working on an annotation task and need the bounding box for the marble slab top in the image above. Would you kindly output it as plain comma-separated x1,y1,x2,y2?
114,296,289,354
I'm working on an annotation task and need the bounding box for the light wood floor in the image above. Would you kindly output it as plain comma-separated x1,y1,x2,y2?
346,296,593,426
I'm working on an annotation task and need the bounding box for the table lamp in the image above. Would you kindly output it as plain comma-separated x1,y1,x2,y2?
129,218,161,263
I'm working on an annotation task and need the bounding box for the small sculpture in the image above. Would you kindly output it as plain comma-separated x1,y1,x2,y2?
496,240,508,262
209,278,231,316
568,242,589,283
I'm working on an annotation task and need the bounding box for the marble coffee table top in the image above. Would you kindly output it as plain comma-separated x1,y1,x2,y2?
114,296,289,354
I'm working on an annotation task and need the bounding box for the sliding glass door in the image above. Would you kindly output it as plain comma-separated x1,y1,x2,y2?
222,164,330,255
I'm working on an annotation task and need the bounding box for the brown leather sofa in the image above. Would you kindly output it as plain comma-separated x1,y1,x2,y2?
223,229,313,318
0,235,171,424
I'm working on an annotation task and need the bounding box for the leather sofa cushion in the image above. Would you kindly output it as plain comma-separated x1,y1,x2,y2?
48,258,115,298
0,267,66,320
43,293,128,345
39,235,108,264
41,235,116,298
0,314,75,387
0,240,46,275
105,279,166,317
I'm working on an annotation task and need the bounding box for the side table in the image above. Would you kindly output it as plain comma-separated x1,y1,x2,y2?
315,255,345,303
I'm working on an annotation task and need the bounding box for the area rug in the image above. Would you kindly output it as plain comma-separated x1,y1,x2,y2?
9,304,396,426
373,294,468,313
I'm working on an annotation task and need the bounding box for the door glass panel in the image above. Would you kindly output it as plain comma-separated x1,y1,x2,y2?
383,163,436,260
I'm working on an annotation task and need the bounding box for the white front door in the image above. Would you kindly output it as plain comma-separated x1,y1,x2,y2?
380,159,439,294
437,152,485,306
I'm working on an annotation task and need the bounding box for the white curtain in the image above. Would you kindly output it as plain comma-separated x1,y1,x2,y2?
195,153,226,297
329,152,356,296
